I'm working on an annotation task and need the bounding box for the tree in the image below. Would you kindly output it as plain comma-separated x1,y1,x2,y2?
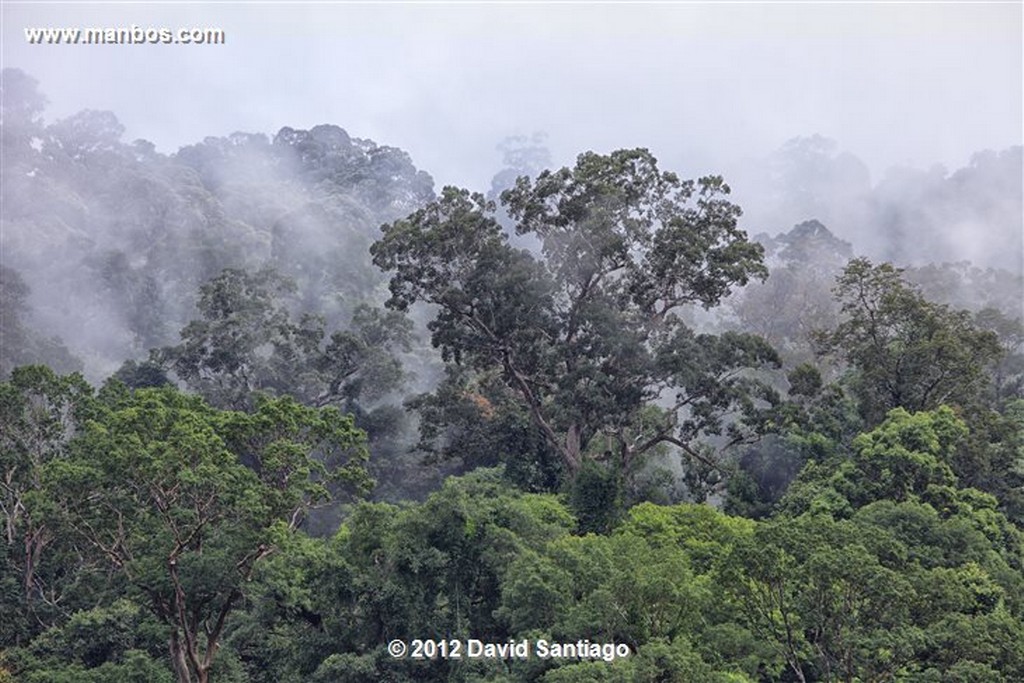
239,469,575,682
158,267,411,412
272,124,433,217
0,68,47,169
372,149,776,485
764,135,872,233
0,267,82,379
2,600,173,682
719,514,920,683
487,132,553,202
406,365,565,492
974,307,1024,404
779,406,964,516
728,220,851,364
0,366,95,641
815,258,1003,425
92,249,169,351
42,109,125,164
54,385,369,683
156,267,299,409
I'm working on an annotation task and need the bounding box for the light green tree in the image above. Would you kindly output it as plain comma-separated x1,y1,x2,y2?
53,385,368,683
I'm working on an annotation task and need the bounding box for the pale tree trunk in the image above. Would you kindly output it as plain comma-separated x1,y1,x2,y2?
168,629,217,683
167,557,247,683
169,631,193,683
23,521,48,604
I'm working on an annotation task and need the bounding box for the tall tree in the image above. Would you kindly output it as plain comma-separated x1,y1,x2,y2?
372,149,776,483
815,258,1003,425
728,220,851,364
0,366,94,641
54,385,369,683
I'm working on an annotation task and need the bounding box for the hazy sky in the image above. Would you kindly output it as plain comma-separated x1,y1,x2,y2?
3,1,1021,189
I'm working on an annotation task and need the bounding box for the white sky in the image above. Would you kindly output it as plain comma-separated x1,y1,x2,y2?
2,1,1021,190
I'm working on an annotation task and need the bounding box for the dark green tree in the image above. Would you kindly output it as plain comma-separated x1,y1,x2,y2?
2,600,173,682
372,149,776,487
406,366,564,492
815,258,1003,425
231,469,574,682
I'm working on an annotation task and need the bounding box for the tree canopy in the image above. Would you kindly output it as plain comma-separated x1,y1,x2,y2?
815,258,1003,424
3,68,1023,682
372,149,777,486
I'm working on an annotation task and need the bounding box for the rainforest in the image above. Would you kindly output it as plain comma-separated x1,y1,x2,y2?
1,6,1022,680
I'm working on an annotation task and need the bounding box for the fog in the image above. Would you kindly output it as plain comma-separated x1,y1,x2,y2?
2,1,1022,381
4,3,1019,187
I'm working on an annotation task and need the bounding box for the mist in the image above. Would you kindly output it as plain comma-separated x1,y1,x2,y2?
4,3,1019,182
2,1,1021,378
4,8,1024,677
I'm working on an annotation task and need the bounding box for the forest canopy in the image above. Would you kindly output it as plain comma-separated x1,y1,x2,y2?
1,68,1022,682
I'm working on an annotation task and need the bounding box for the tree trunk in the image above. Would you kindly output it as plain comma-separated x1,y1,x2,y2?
169,631,193,683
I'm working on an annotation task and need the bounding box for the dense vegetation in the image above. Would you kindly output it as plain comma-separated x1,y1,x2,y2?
2,68,1022,682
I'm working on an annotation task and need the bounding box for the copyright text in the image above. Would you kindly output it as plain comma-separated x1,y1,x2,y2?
388,638,632,662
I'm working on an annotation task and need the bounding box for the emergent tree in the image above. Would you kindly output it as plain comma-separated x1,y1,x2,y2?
372,149,777,484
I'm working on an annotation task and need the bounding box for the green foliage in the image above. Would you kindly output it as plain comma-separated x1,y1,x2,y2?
0,366,97,642
619,502,754,573
159,266,411,411
816,258,1003,424
725,401,1024,681
539,637,727,683
782,406,973,514
500,533,699,646
4,406,1021,683
373,150,777,495
230,470,576,681
28,382,370,683
3,600,172,682
724,436,808,520
4,77,1022,682
566,459,622,534
407,366,564,492
848,406,963,504
787,363,822,397
110,359,170,389
498,502,767,682
720,514,917,682
717,507,1024,682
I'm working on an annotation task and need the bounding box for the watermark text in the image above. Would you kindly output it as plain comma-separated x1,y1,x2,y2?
25,25,225,46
